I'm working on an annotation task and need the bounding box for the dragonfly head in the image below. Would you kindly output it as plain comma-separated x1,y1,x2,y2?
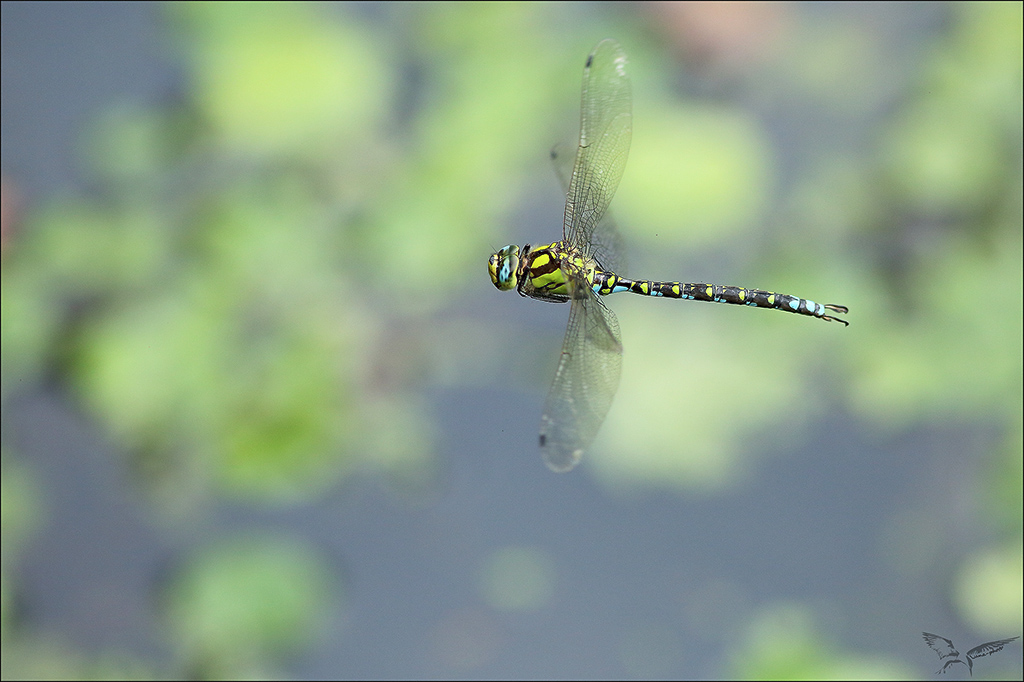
488,244,522,291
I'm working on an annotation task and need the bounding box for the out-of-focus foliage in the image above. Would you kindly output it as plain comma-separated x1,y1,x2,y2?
1,1,1020,678
595,303,830,492
597,1,1022,501
0,456,43,567
851,1,1022,428
880,3,1023,215
0,638,154,682
954,539,1024,634
180,3,393,156
0,3,615,676
2,2,580,505
617,103,772,247
0,456,42,650
729,604,916,680
478,545,556,613
162,535,337,677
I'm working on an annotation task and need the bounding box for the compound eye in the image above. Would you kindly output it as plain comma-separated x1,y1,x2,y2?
488,245,520,291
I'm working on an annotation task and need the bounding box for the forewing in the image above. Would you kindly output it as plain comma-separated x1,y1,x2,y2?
563,40,632,260
550,143,575,196
539,286,623,472
552,143,626,275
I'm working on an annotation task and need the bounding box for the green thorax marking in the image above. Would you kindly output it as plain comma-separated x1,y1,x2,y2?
518,241,596,303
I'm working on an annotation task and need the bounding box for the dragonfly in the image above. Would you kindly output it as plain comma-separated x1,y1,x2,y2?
488,39,848,473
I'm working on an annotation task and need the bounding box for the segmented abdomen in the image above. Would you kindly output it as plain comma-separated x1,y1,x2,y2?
593,272,848,325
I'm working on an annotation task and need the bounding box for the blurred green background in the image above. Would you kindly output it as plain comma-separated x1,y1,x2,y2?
1,1,1021,679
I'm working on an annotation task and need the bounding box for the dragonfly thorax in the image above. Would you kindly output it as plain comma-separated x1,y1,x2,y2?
491,241,597,304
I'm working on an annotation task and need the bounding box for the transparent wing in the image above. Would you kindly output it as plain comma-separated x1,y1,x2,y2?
539,284,623,472
563,39,632,260
552,144,626,275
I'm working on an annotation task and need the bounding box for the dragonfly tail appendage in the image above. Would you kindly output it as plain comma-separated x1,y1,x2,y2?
819,304,849,326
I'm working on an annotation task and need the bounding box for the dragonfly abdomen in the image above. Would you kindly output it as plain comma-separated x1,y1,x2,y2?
594,272,849,325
